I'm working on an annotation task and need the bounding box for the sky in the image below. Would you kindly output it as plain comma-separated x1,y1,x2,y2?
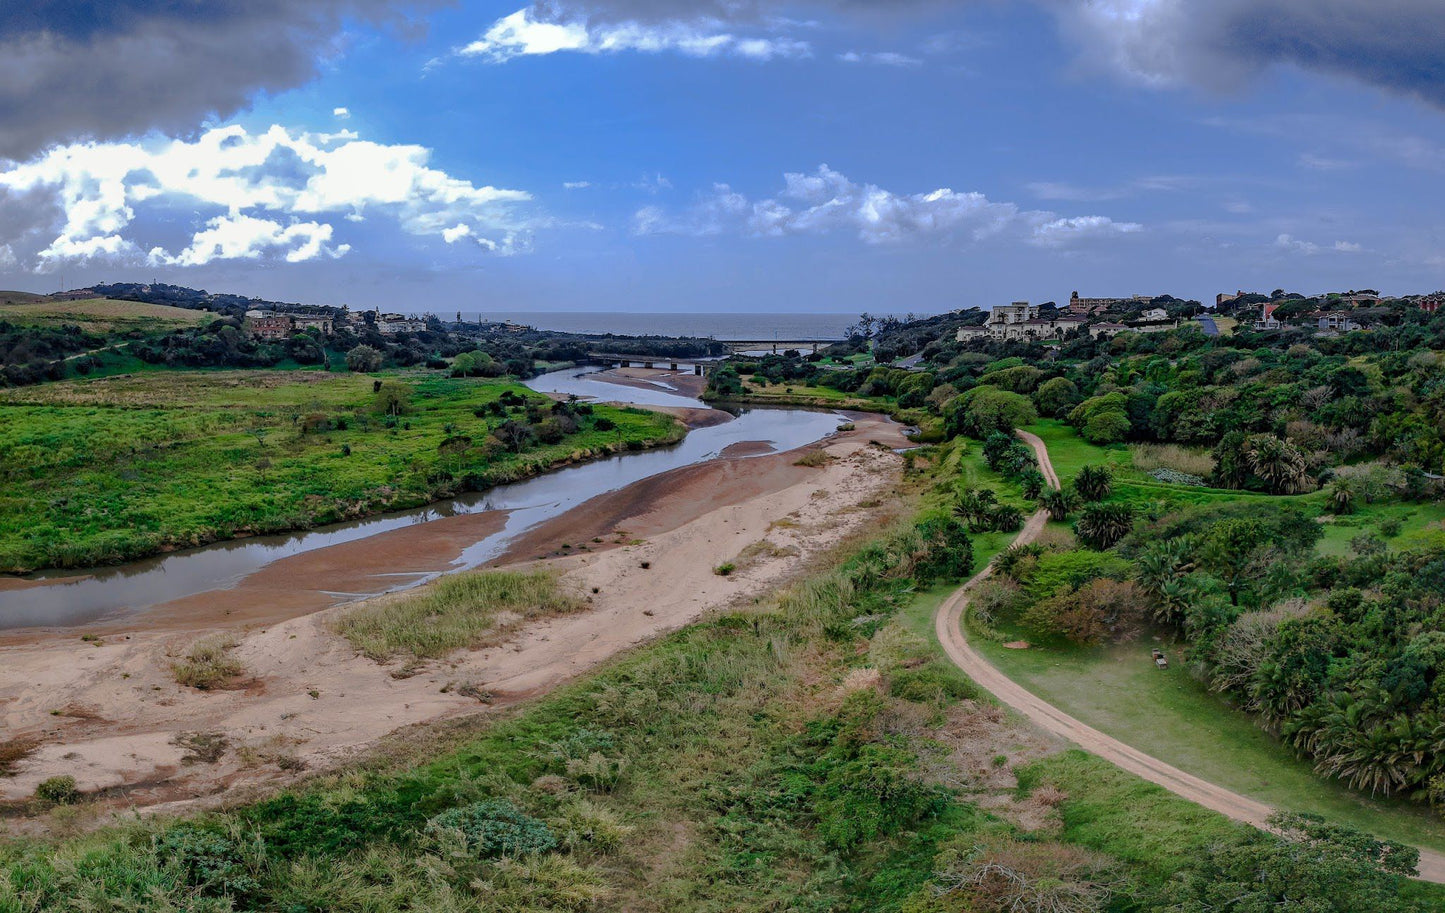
0,0,1442,314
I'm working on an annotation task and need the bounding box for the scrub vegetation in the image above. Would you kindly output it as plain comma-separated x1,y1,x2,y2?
0,370,680,572
333,570,585,662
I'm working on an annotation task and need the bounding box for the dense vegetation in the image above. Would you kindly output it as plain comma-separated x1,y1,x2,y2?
3,498,1433,912
713,296,1445,816
0,371,680,572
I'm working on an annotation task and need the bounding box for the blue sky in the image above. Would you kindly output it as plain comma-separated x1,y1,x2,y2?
0,1,1442,312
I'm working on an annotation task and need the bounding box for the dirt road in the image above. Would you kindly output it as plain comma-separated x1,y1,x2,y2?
934,429,1445,884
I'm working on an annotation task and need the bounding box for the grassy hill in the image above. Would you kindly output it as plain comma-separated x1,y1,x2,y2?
0,297,211,334
0,290,56,306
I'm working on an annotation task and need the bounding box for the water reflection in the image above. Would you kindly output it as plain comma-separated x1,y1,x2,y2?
0,369,841,629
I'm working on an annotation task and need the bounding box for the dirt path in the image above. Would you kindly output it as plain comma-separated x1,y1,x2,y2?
934,429,1445,884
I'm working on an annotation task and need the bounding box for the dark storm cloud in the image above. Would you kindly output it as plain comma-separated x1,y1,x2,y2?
541,0,1445,109
0,0,442,161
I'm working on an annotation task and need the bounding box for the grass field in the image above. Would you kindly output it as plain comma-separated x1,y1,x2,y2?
972,626,1445,853
0,290,53,306
0,297,211,334
0,369,681,572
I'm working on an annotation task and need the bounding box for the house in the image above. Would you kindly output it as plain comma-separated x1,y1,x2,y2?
1069,291,1150,315
1318,312,1361,333
1417,294,1442,314
991,301,1039,325
1216,290,1247,307
956,325,990,341
377,313,426,335
245,312,294,340
292,315,334,334
1140,307,1169,322
956,306,1086,343
1088,322,1129,339
1254,303,1281,330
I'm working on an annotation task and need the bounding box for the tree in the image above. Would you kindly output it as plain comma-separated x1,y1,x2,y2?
1081,409,1131,444
1018,467,1046,499
1246,434,1311,494
1133,537,1196,624
1025,577,1149,645
1039,488,1077,521
1033,376,1079,418
1160,813,1421,913
1073,465,1112,502
1075,503,1134,550
373,381,412,417
945,386,1038,439
493,419,536,453
346,344,383,373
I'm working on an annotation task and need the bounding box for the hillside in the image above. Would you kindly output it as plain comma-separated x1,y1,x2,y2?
0,297,212,334
0,291,54,306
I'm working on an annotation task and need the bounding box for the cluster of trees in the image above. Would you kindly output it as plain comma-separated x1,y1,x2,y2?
0,320,103,386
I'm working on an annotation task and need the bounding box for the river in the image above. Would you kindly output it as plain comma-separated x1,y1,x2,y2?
0,369,847,630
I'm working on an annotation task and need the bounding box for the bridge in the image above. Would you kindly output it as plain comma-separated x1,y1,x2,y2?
586,354,710,374
722,339,842,354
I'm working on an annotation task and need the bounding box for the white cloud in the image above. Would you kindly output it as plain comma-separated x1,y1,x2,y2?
837,50,922,67
1334,240,1363,252
0,124,537,269
456,7,811,63
1275,233,1320,254
563,180,592,189
635,164,1142,248
0,244,17,270
333,107,351,119
150,215,347,266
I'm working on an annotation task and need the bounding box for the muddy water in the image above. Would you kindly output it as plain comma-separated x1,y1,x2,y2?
0,369,844,630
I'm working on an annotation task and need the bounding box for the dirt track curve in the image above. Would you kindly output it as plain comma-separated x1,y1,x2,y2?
934,429,1445,884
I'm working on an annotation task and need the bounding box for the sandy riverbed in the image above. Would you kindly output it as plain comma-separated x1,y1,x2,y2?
0,397,907,820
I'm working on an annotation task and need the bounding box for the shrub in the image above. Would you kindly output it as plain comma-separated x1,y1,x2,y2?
345,344,383,372
172,634,244,690
794,449,832,467
155,826,263,901
426,799,557,858
35,775,79,804
888,662,979,703
714,562,736,576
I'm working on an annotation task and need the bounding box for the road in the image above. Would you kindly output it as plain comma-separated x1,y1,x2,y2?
933,429,1445,883
1197,315,1220,336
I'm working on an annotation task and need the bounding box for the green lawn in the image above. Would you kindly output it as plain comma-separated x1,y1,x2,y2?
0,369,680,572
972,626,1445,854
1023,419,1131,484
1316,499,1445,556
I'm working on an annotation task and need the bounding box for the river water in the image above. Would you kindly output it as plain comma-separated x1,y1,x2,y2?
0,369,846,630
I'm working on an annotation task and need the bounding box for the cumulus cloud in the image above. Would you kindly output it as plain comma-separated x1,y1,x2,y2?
634,164,1141,248
333,107,352,119
456,6,811,63
0,124,536,270
0,0,442,160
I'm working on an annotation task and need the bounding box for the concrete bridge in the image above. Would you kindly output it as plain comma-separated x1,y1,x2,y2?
586,354,709,374
723,339,840,354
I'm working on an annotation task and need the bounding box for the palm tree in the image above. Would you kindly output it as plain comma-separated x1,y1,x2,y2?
1329,479,1357,515
993,543,1044,581
988,505,1025,533
1245,434,1310,494
1074,465,1113,502
953,488,997,531
1075,503,1135,550
1039,488,1077,521
1019,467,1046,500
1134,537,1196,623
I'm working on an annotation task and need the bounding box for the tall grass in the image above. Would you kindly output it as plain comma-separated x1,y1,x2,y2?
333,570,584,661
1130,443,1215,478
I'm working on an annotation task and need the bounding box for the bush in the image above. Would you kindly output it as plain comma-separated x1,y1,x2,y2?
35,775,78,804
345,344,383,372
714,562,736,576
155,826,263,901
426,799,557,858
172,634,244,690
888,662,979,703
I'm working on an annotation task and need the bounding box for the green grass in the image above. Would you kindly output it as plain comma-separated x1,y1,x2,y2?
171,634,245,690
0,297,210,334
0,370,681,572
973,627,1445,854
1023,419,1131,484
333,570,585,661
1315,500,1445,557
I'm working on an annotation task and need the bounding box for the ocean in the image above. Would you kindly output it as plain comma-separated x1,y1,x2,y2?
461,311,870,341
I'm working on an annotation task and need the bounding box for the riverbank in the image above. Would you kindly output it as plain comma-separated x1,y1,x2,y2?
0,370,683,575
0,415,906,817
